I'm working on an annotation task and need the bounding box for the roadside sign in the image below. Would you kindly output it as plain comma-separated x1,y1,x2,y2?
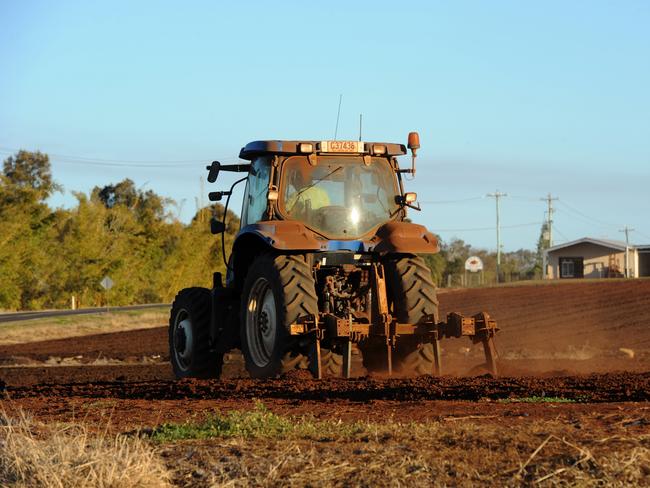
465,256,484,273
100,276,114,290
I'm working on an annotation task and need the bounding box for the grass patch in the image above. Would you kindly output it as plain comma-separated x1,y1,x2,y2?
498,396,577,403
150,401,364,442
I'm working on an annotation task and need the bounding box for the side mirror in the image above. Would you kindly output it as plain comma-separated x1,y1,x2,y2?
206,161,221,183
210,217,225,235
208,190,231,202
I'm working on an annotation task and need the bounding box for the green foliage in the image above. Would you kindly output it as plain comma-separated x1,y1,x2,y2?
0,150,239,310
498,396,576,404
533,221,551,277
2,150,61,202
420,237,540,287
149,402,365,442
151,402,294,441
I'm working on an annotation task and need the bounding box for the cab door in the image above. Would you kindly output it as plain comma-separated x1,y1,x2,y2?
242,156,271,226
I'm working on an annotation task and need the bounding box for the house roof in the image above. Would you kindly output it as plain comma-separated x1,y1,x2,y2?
546,237,630,253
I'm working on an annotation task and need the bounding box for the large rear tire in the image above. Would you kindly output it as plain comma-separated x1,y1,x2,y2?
387,255,439,375
240,254,318,378
169,287,223,378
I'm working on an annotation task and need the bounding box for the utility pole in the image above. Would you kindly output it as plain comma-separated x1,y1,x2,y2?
540,193,559,247
619,225,635,278
487,191,507,283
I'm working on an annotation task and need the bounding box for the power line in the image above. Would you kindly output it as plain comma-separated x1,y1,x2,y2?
552,224,569,243
509,195,540,202
420,196,484,204
634,229,650,242
436,221,541,232
0,146,239,166
557,200,618,229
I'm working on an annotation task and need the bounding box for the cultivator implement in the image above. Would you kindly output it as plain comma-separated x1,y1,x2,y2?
290,312,499,379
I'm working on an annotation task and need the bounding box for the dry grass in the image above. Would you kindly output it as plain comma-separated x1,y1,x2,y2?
2,405,648,487
0,410,171,488
0,309,168,346
153,408,650,487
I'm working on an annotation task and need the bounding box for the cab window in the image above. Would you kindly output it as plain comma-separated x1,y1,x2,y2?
244,156,271,225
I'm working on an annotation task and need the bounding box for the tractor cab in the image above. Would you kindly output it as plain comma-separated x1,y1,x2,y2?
237,140,408,239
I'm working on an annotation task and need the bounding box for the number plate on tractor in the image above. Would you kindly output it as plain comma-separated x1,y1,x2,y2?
321,140,364,153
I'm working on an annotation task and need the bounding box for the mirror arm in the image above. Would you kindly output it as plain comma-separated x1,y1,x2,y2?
405,202,421,211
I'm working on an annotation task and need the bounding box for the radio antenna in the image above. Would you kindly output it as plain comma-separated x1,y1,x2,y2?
333,94,343,140
358,114,363,141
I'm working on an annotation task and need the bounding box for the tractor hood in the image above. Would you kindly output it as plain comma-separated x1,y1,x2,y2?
236,220,439,255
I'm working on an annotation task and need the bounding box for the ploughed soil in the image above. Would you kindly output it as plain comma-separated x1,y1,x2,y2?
1,281,649,486
1,279,648,374
1,280,649,431
1,371,649,431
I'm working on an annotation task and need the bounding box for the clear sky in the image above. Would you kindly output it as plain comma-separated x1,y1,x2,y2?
1,0,649,250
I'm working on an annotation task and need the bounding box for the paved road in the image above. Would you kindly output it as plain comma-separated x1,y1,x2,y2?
0,303,170,324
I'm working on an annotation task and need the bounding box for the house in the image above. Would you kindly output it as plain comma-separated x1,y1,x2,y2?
544,237,650,279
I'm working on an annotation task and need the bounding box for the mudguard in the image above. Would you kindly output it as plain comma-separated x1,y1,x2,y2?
370,221,440,254
236,221,322,251
233,220,439,254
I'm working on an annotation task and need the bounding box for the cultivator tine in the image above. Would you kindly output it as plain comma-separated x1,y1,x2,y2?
308,335,322,379
386,343,393,376
482,337,498,377
432,335,442,376
342,339,352,379
472,312,499,377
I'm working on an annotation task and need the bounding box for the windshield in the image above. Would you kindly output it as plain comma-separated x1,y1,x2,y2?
280,155,399,239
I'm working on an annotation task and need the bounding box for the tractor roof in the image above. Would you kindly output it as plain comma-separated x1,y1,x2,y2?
239,140,407,161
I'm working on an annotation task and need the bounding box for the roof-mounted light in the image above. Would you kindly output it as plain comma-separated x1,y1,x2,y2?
299,143,314,153
372,144,387,156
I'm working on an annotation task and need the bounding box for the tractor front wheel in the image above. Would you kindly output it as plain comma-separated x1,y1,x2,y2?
169,287,223,378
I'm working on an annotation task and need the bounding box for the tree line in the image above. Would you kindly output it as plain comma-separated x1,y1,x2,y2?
0,150,546,311
0,150,238,310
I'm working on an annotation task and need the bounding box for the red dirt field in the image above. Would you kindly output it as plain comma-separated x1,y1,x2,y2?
1,279,648,375
1,280,649,486
1,280,649,428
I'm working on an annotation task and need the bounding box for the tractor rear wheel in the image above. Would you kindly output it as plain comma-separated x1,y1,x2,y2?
240,254,318,378
387,255,439,375
169,287,223,378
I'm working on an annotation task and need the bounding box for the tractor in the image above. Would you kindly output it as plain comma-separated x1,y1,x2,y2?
169,133,498,379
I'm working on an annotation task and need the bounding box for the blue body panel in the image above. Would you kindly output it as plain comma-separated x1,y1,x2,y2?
322,240,368,253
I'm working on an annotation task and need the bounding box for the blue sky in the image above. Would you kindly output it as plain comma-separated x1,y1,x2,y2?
1,0,649,250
